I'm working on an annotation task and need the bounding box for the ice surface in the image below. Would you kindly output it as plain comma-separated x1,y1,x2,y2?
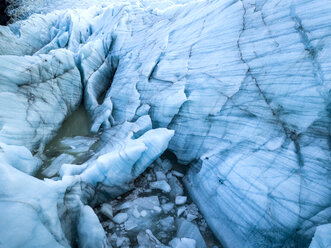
309,224,331,248
176,218,207,248
0,159,71,247
42,153,75,177
0,0,330,247
150,180,172,193
100,203,113,219
169,237,196,248
112,213,128,224
0,142,42,175
137,229,165,248
162,202,175,214
60,136,97,154
78,205,108,248
0,49,82,151
175,196,187,205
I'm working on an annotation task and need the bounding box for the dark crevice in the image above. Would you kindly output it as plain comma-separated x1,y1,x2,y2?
148,58,160,81
161,149,188,175
0,0,10,25
147,52,167,82
290,4,324,85
97,58,118,105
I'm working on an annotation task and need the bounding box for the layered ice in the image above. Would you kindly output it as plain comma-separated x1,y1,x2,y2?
0,159,71,247
309,224,331,248
0,0,330,247
0,49,82,151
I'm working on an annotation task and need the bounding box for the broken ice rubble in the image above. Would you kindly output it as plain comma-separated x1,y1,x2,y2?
96,157,219,247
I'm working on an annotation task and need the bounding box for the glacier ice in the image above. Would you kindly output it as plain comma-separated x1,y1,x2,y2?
0,142,42,175
169,237,196,248
100,203,113,219
77,205,108,248
0,159,71,247
0,0,330,247
175,196,187,205
150,180,172,193
176,218,207,248
0,49,82,151
41,153,75,177
309,224,331,248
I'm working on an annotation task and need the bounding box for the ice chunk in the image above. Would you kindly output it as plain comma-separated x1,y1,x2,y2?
309,224,331,248
78,205,108,248
118,201,133,210
169,237,196,248
0,142,42,175
172,171,184,178
150,180,171,193
116,236,130,247
175,196,187,205
100,203,113,219
155,170,167,181
162,202,175,214
153,206,162,213
60,136,97,154
42,153,75,177
186,213,198,222
169,176,184,197
159,216,175,229
108,221,115,230
161,159,173,172
177,206,186,217
113,213,128,224
125,220,138,231
137,229,164,248
176,219,206,248
134,196,160,210
132,207,141,218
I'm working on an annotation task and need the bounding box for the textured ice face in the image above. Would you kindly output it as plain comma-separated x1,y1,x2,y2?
0,49,82,151
0,158,72,247
0,0,330,247
4,0,192,23
77,1,330,246
309,224,331,248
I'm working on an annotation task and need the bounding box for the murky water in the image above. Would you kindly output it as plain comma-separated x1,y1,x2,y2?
35,104,99,179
